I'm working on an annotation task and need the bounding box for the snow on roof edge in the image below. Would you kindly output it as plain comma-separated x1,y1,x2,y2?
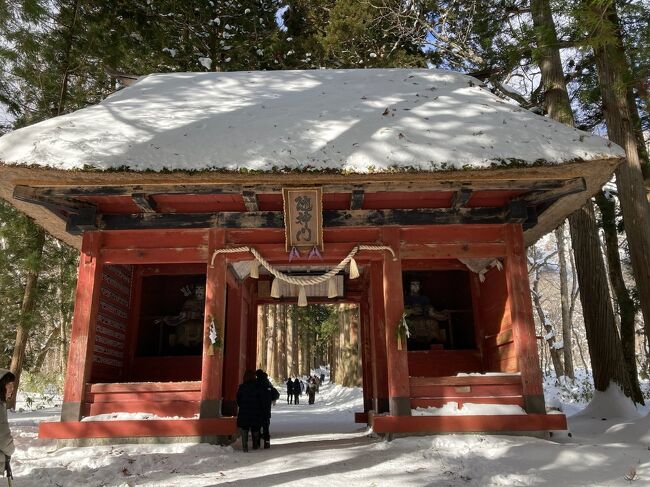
0,68,626,174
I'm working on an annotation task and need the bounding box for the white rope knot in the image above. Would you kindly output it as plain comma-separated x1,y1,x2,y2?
209,244,396,287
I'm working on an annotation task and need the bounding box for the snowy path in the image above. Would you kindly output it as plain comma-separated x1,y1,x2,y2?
6,381,650,486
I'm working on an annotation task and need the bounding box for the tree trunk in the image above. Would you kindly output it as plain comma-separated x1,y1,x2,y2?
266,306,276,380
589,0,650,341
278,305,287,379
594,191,643,403
7,227,45,409
257,305,267,371
569,204,634,394
531,262,565,378
555,224,575,379
531,0,635,397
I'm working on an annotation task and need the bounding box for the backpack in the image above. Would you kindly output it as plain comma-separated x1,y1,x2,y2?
270,386,280,401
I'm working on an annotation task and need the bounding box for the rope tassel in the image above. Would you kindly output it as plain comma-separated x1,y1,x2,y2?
327,277,338,298
271,277,281,298
298,286,308,307
250,259,260,279
349,257,360,279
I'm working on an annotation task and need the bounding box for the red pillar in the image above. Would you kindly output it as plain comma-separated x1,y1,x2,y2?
359,279,374,413
200,229,227,418
62,231,103,421
370,261,389,413
504,224,545,413
382,228,411,416
221,275,243,416
246,288,258,372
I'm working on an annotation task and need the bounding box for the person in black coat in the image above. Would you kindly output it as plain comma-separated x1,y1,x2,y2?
236,369,263,452
255,369,279,449
286,377,294,404
293,377,302,404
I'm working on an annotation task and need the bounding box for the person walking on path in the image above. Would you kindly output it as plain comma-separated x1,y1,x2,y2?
236,370,263,452
286,377,294,404
293,377,302,405
255,369,279,449
307,378,317,405
0,369,15,481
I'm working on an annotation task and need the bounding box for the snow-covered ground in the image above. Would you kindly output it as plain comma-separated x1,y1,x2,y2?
6,377,650,486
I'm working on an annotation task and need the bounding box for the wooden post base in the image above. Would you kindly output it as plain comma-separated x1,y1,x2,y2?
389,397,412,416
524,395,546,414
221,399,237,417
199,399,222,418
61,402,83,422
374,397,389,414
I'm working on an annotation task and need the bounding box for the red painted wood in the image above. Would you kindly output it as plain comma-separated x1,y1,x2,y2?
201,229,227,416
400,225,505,243
382,228,410,415
409,384,523,398
470,274,485,368
225,227,382,246
370,261,389,412
86,401,200,417
87,381,201,393
101,229,208,250
153,194,246,213
39,418,238,439
359,276,374,412
354,412,369,423
222,276,244,415
140,263,207,276
102,247,208,265
465,191,525,208
504,224,544,399
401,243,506,259
245,282,258,372
401,259,466,271
87,390,200,402
410,397,524,408
371,413,567,433
407,350,483,377
76,195,143,214
363,191,454,209
322,193,353,210
256,194,283,211
409,375,521,387
63,232,103,410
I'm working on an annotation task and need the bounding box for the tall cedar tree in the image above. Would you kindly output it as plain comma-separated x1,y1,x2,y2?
530,0,642,402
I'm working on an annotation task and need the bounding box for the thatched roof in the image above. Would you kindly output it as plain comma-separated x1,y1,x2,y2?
0,69,623,172
0,69,624,250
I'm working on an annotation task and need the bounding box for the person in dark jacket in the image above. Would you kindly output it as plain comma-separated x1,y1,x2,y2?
0,370,15,480
293,377,302,404
307,378,317,405
286,377,294,404
236,370,263,452
255,369,279,449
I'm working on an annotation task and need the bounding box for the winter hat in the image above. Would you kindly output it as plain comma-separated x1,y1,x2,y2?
0,369,15,383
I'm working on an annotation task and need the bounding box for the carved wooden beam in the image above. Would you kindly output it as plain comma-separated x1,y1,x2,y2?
13,185,97,235
350,187,365,210
242,187,259,212
98,203,527,231
450,187,473,209
14,178,583,198
518,177,586,205
131,193,157,213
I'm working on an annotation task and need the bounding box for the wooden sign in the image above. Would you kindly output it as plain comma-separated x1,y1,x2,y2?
282,187,323,251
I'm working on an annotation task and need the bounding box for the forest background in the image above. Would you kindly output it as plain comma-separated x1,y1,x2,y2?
0,0,648,409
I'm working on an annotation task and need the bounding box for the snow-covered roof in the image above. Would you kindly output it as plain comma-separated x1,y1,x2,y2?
0,69,624,172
